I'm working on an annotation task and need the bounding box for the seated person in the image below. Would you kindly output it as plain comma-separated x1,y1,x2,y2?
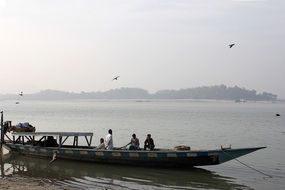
125,134,140,150
96,138,106,150
144,134,155,150
45,136,58,147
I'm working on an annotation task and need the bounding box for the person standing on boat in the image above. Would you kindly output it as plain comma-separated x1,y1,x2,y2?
144,134,155,150
105,129,113,150
125,133,140,150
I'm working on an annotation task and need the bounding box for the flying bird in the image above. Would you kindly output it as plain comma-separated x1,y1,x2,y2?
229,43,235,48
19,91,23,96
112,76,120,81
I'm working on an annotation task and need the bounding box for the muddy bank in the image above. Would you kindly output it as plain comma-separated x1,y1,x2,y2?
0,176,76,190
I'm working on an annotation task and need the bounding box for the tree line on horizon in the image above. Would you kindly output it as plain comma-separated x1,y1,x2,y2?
0,85,277,101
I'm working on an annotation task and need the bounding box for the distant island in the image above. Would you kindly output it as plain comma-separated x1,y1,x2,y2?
0,85,277,101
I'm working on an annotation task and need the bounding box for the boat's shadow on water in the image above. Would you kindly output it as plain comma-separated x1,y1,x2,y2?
1,153,251,190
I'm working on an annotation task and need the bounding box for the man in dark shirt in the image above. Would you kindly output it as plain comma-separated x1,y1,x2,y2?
144,134,155,150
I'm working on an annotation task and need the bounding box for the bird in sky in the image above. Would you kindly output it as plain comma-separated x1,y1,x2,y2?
112,76,120,81
229,43,235,48
19,91,23,96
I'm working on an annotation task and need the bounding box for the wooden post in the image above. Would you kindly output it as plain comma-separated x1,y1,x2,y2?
59,136,62,148
0,111,4,152
0,151,3,177
0,156,3,177
0,113,4,175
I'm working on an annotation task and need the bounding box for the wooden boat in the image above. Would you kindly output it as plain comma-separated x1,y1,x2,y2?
1,131,265,167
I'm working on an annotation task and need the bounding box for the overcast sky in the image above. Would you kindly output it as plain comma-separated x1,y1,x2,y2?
0,0,284,98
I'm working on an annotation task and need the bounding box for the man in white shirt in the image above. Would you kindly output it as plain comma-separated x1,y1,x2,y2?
105,129,113,150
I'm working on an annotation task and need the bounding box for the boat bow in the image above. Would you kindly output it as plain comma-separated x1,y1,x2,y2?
218,147,266,164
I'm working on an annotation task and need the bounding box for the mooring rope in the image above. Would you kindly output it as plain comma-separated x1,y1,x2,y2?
49,152,57,164
222,149,272,178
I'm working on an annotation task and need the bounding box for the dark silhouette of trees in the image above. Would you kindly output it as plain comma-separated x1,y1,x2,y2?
153,85,277,100
0,85,277,101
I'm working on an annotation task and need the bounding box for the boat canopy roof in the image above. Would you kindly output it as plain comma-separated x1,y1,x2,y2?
11,132,93,137
10,132,94,147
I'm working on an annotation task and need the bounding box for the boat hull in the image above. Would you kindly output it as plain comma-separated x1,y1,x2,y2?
3,143,265,167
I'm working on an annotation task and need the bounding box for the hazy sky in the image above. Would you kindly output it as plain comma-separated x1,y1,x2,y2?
0,0,285,98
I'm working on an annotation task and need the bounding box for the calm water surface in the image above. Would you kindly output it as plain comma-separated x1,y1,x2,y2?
1,100,285,190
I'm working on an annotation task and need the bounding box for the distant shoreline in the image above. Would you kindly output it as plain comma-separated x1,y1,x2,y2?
0,85,278,101
1,98,283,102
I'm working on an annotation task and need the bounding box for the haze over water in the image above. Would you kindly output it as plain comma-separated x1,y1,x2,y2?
1,1,285,98
1,99,285,189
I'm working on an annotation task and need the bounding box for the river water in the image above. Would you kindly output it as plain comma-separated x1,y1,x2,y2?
1,99,285,189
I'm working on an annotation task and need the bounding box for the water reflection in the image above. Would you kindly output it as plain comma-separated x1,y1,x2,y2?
1,153,251,190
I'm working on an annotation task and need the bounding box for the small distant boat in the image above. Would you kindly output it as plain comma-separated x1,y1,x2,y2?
235,99,246,103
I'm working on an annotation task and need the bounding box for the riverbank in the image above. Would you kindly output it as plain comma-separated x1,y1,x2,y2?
0,176,75,190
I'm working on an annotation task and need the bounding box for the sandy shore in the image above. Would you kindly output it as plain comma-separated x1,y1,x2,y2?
0,176,76,190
